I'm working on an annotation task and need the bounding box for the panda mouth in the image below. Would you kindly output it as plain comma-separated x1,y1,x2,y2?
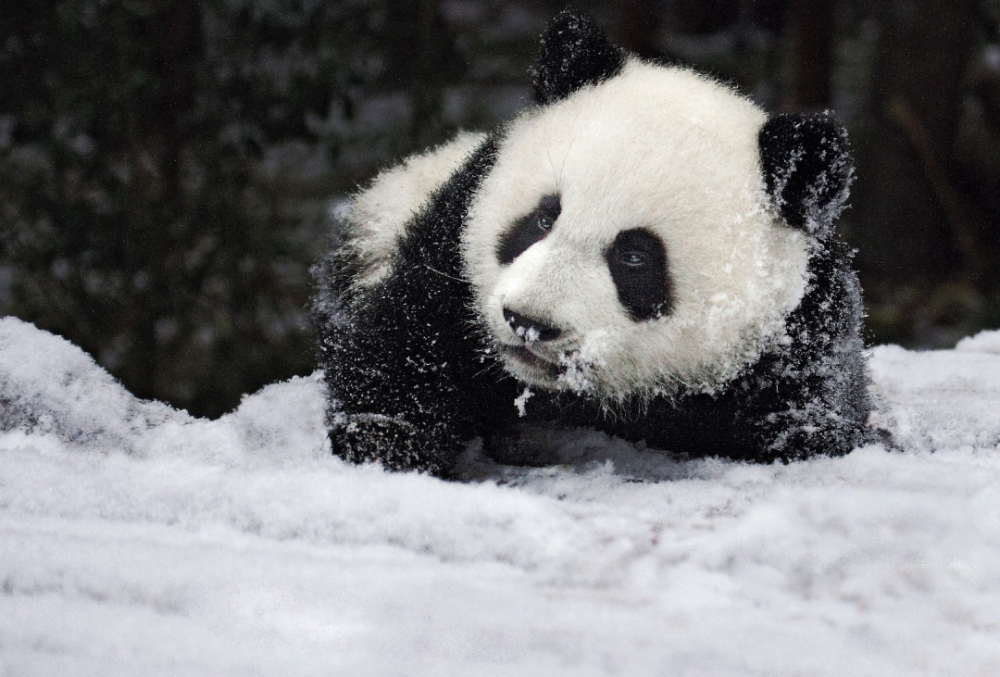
498,344,561,377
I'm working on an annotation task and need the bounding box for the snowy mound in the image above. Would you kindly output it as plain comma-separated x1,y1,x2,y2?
956,328,1000,354
2,316,1000,676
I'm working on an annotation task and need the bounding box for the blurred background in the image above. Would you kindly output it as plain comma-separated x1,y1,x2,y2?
2,0,999,417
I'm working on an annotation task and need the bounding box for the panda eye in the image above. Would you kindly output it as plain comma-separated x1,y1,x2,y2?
618,250,647,267
605,228,673,322
535,194,561,231
497,194,561,265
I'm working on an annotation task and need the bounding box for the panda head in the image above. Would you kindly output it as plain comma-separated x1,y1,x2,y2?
462,10,853,401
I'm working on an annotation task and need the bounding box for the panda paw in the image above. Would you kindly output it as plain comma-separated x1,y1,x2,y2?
758,415,874,461
329,413,458,478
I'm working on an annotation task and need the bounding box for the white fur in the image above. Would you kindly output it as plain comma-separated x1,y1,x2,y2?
346,131,487,287
462,60,811,399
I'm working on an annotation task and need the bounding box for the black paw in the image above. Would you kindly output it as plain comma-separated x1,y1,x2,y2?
329,413,458,477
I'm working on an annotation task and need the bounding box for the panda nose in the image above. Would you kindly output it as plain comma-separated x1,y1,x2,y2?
502,307,562,342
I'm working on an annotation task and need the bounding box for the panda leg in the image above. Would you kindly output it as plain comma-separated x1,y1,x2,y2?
328,411,463,478
315,138,503,477
318,298,476,477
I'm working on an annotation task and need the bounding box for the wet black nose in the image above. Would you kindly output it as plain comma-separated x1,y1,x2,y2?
502,307,562,342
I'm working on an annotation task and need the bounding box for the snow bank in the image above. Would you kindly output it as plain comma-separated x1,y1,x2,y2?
2,316,999,676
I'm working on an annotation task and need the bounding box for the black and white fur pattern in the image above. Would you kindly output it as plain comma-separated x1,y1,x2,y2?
313,10,873,478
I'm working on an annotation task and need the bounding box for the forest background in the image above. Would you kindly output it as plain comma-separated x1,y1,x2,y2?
2,0,998,417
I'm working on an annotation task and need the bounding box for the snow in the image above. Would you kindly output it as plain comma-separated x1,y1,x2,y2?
513,386,533,417
956,330,1000,355
2,316,1000,676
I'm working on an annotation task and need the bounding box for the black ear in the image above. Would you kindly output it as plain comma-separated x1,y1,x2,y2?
530,9,626,105
759,113,854,238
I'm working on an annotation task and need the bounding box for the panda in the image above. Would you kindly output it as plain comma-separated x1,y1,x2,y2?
312,10,874,478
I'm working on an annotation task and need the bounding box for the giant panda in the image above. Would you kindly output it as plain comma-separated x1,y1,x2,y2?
313,10,874,478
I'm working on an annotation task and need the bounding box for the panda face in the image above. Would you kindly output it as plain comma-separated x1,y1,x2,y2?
497,195,673,322
462,60,812,400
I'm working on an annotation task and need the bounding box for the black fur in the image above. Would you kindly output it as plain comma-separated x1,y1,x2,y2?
759,113,853,238
605,228,672,321
313,12,873,478
530,9,626,105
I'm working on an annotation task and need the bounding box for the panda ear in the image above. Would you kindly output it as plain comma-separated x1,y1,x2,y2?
530,9,626,105
759,113,854,238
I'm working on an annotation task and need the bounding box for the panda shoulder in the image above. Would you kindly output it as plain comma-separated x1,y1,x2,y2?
342,131,488,287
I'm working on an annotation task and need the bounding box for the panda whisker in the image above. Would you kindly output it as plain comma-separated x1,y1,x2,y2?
471,348,506,378
545,148,560,192
558,115,582,187
423,263,469,283
473,362,502,379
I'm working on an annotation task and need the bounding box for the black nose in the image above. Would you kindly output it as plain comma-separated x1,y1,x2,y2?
502,307,562,342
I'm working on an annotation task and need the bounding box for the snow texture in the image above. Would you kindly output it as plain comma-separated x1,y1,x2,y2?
2,315,1000,676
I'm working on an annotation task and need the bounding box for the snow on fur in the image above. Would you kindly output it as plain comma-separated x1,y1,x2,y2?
2,315,1000,676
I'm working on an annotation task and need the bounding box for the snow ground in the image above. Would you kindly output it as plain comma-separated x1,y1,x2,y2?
1,315,999,676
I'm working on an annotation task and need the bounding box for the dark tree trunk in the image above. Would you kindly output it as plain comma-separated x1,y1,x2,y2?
785,0,834,110
670,0,740,35
615,0,661,58
850,0,979,293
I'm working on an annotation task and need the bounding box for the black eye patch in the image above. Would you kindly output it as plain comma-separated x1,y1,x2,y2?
496,194,561,265
606,228,672,321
